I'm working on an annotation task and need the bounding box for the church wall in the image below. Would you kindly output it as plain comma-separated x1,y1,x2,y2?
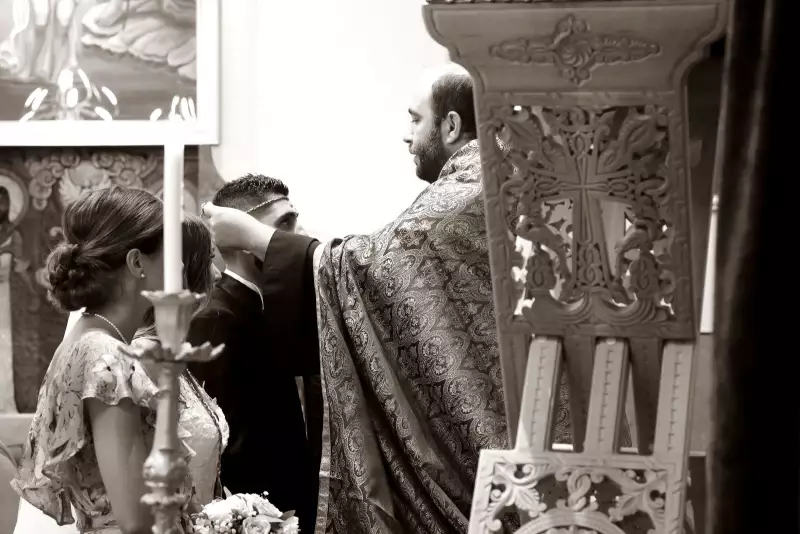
248,0,450,240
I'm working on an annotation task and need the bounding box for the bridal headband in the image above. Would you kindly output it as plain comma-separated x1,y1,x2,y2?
200,196,289,218
245,196,289,214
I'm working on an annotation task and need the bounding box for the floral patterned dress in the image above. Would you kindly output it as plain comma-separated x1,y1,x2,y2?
132,335,230,506
11,331,229,533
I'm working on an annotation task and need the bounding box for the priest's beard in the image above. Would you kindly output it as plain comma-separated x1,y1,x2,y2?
414,126,450,184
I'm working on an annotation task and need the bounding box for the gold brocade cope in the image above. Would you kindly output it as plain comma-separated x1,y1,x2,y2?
312,141,573,534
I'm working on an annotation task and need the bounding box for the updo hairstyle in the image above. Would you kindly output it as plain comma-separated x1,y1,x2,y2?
46,187,163,312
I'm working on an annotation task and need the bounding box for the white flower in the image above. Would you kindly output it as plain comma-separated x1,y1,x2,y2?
192,523,214,534
226,494,252,515
201,496,246,523
200,492,293,532
278,516,300,534
242,516,273,534
190,515,216,534
236,493,262,512
252,497,282,519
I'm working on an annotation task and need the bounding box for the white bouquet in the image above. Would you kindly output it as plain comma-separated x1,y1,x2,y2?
190,492,299,534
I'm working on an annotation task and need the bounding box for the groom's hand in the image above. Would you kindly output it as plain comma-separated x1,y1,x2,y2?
202,202,275,258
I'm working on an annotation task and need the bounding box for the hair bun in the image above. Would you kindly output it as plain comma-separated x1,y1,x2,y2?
46,241,115,312
47,242,81,284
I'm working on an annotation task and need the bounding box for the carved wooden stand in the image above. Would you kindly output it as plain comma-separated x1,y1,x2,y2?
122,291,223,534
423,1,726,532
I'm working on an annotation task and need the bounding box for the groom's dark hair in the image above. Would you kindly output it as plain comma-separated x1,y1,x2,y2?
213,173,289,212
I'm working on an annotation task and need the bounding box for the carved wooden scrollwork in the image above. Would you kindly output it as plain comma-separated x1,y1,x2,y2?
424,1,727,342
489,15,661,85
480,97,694,339
473,453,682,534
425,1,725,532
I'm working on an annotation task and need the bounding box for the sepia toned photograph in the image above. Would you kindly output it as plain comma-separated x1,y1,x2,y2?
0,0,789,533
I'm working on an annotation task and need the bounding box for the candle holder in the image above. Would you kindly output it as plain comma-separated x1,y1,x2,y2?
121,290,225,534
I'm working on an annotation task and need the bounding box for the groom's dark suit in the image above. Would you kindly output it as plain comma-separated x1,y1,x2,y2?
187,270,319,532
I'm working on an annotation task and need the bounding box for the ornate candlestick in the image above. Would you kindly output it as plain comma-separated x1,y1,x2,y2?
121,290,224,534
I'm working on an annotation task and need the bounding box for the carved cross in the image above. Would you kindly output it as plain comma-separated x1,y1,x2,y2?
515,107,667,303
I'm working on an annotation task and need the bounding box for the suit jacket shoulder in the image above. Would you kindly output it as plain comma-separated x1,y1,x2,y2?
187,289,239,347
187,278,262,394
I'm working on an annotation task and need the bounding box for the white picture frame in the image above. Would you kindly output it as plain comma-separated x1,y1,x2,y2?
0,0,220,147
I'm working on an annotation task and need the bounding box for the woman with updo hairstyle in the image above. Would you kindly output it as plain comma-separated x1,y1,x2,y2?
12,188,227,534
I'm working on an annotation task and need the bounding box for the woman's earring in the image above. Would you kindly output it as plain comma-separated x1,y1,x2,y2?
140,273,146,279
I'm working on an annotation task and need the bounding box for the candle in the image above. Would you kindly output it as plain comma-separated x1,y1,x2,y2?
163,141,184,292
699,194,719,334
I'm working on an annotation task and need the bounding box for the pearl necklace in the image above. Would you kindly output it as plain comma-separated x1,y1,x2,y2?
83,312,129,345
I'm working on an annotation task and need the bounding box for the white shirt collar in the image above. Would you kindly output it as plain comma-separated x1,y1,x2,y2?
224,269,264,310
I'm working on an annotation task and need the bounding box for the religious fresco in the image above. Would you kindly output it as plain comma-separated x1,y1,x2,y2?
0,144,223,413
0,171,26,246
0,0,197,122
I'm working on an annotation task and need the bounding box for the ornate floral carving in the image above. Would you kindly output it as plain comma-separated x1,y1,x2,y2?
423,3,722,533
477,456,677,534
489,15,661,85
485,463,552,529
480,99,694,338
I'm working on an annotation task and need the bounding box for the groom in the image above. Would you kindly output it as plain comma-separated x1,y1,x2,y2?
187,174,319,533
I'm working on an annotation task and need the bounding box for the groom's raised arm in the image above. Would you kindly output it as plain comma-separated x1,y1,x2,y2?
259,230,321,378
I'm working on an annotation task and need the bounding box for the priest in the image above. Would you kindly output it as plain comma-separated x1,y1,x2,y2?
202,64,570,534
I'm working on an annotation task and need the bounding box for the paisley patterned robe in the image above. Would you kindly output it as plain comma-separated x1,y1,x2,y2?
313,141,572,534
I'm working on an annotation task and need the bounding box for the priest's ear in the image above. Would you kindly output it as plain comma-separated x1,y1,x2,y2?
440,111,464,146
